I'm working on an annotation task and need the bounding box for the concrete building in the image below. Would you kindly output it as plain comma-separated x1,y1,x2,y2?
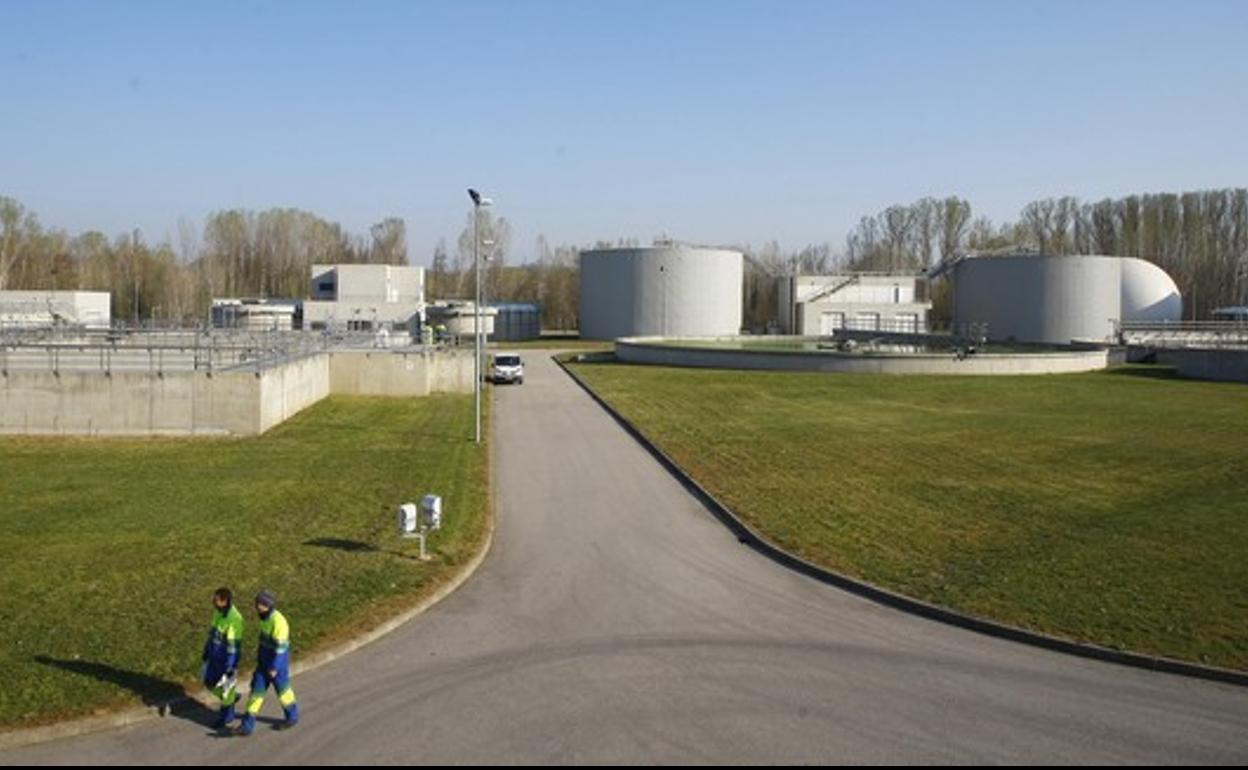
0,291,111,330
425,301,497,340
778,274,931,335
579,245,743,340
950,254,1182,344
302,264,425,332
211,298,298,331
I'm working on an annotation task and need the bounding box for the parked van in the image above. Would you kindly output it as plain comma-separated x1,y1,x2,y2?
490,352,524,385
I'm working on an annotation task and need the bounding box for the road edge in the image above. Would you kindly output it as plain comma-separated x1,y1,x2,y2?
556,353,1248,689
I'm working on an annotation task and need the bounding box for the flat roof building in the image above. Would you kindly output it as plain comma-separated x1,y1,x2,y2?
0,290,111,330
778,274,931,335
426,301,497,340
302,264,425,332
211,298,298,331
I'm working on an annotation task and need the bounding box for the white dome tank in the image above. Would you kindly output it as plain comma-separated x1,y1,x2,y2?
1120,257,1182,323
952,254,1183,344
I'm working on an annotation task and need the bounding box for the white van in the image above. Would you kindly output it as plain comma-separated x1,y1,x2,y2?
490,352,524,385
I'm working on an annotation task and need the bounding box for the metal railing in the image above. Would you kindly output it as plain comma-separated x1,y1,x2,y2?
0,323,458,376
1117,320,1248,350
0,326,330,376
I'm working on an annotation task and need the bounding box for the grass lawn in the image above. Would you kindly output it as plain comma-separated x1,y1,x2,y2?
0,394,488,729
490,336,610,351
567,360,1248,670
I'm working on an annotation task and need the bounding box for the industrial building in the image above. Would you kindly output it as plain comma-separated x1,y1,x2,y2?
425,301,497,340
211,298,298,331
579,245,743,340
0,291,111,330
949,254,1182,344
302,264,425,332
490,303,542,342
777,274,931,335
1213,306,1248,322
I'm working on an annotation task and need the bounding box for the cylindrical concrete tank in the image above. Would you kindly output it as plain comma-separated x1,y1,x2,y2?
1120,257,1182,323
952,255,1123,344
579,246,743,340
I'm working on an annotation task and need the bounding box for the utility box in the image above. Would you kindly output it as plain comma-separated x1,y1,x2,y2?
398,503,418,535
420,494,443,531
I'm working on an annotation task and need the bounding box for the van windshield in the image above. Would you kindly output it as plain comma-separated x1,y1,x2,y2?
495,356,521,367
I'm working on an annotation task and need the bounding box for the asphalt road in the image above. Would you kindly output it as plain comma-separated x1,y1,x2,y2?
5,353,1247,764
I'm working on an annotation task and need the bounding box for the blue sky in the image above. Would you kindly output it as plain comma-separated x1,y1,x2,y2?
2,0,1246,264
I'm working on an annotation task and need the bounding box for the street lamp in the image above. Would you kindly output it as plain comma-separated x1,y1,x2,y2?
468,188,493,445
482,238,496,346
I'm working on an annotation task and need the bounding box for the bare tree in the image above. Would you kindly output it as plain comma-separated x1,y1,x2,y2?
369,217,407,265
0,197,28,291
937,197,971,262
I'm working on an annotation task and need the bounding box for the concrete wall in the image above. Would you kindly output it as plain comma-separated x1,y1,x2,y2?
615,337,1110,376
1,349,474,436
329,350,474,397
1,369,260,435
258,354,331,432
1157,348,1248,383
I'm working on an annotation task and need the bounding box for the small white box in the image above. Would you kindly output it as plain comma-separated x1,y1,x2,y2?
398,503,418,534
420,494,443,531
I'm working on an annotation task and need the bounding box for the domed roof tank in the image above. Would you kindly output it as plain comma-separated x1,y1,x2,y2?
1120,258,1182,323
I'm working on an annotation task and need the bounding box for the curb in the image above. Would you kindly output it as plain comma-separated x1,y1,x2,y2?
556,353,1248,689
0,464,497,751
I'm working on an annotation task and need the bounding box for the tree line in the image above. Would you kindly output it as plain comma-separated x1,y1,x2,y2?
0,198,407,325
0,194,587,330
738,188,1248,329
3,186,1245,331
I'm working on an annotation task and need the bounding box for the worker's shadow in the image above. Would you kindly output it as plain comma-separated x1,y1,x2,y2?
33,655,217,729
304,537,378,553
304,537,426,561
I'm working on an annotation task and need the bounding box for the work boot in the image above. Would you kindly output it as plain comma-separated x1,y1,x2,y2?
277,703,299,730
237,713,256,736
212,703,236,730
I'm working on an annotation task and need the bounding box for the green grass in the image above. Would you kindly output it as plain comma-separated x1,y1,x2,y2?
490,336,610,351
567,361,1248,670
0,395,489,728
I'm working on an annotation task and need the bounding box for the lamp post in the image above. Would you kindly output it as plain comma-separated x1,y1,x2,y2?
468,189,493,444
482,238,495,346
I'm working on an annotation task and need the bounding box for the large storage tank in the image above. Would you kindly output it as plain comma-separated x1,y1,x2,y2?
580,246,743,340
951,254,1181,344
